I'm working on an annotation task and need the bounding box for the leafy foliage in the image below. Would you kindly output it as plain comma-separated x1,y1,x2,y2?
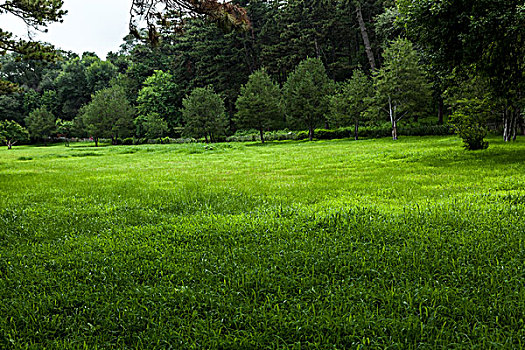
329,69,373,139
25,107,56,142
398,0,525,141
182,86,227,142
0,119,29,148
235,69,282,143
137,70,181,132
282,58,333,141
369,38,432,139
79,86,135,146
135,112,169,139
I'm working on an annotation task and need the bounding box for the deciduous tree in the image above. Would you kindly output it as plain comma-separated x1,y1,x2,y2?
137,70,181,132
282,58,333,141
329,69,372,140
398,0,525,142
0,119,29,149
182,86,227,142
80,86,135,146
25,107,56,142
369,38,431,140
235,69,282,143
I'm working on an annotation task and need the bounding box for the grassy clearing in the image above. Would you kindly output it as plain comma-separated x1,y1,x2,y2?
1,136,525,349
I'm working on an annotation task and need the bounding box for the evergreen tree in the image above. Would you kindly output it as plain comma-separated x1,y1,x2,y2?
235,69,282,143
282,58,333,141
0,0,66,61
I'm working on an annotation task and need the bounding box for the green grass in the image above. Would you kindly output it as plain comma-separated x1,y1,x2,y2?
1,136,525,349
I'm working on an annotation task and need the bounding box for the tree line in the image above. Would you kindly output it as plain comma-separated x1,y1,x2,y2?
1,0,524,150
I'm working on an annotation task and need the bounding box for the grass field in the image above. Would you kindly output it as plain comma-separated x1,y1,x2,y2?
1,136,525,349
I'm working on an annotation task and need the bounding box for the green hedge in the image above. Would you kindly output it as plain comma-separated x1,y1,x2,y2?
296,125,453,140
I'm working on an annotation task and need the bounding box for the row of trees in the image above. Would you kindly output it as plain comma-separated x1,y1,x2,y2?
1,37,432,148
1,0,523,150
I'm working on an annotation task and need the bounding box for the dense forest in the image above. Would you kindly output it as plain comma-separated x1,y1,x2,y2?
1,0,524,149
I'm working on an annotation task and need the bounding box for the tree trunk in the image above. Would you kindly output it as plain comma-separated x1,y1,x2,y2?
388,97,398,140
314,38,321,59
356,2,376,71
512,109,519,141
438,98,444,125
392,120,398,141
7,141,12,150
95,137,99,147
354,120,359,140
308,126,314,141
204,134,209,143
259,129,265,143
503,108,517,142
503,109,509,141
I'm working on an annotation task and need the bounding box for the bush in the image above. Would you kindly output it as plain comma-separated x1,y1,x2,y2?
154,137,171,144
450,111,489,150
294,125,451,141
398,124,453,136
132,138,147,145
122,138,134,145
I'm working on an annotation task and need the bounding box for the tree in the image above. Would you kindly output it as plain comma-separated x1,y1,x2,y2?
56,118,73,146
369,38,431,140
329,69,373,140
449,99,490,151
0,0,66,94
0,0,66,60
135,113,169,139
355,1,376,70
85,59,118,93
0,93,24,124
25,107,56,143
282,57,333,141
80,86,135,147
445,74,494,150
137,70,181,132
182,86,227,142
398,0,525,142
129,0,250,45
0,119,29,149
235,69,282,143
54,53,115,120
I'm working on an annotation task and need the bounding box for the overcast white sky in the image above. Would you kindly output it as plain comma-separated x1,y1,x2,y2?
1,0,133,59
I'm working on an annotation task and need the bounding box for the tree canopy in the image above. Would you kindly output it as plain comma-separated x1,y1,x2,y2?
0,0,66,60
235,69,282,143
79,86,135,146
282,57,333,141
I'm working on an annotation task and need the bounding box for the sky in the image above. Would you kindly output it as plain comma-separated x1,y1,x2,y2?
1,0,133,59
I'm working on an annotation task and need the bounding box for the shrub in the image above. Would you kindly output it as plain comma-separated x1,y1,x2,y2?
122,138,134,145
450,111,489,150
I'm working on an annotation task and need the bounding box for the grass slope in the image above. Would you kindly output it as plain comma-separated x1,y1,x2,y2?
1,136,525,349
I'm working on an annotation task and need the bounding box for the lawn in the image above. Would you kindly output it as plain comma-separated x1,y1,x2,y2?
1,136,525,349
